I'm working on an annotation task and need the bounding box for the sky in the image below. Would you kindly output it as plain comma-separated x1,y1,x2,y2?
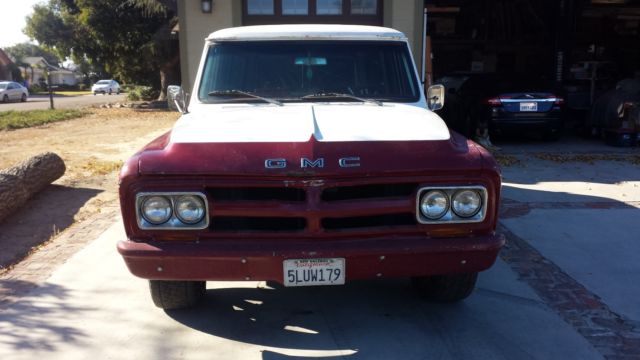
0,0,43,48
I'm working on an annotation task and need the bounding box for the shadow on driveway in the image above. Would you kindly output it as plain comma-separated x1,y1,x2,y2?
0,185,102,269
0,280,90,351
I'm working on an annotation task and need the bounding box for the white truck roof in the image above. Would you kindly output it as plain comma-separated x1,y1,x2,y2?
207,24,407,42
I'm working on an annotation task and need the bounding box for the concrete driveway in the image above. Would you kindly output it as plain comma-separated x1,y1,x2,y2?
0,139,638,359
0,94,127,111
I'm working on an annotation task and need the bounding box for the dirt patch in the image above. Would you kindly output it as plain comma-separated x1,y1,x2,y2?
0,108,179,270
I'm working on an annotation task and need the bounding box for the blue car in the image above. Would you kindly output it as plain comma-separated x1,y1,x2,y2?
438,73,565,140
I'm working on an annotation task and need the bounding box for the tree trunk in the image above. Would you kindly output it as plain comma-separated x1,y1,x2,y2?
0,153,66,223
157,53,181,102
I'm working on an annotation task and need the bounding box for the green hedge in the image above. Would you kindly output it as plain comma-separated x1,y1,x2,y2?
126,86,159,101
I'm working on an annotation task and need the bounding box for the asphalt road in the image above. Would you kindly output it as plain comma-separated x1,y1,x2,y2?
0,94,127,111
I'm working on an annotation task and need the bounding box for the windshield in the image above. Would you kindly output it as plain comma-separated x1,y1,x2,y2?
96,80,110,85
0,84,7,90
198,41,420,103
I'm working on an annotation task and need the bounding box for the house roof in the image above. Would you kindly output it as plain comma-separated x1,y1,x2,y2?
0,49,13,67
23,56,48,66
207,25,407,42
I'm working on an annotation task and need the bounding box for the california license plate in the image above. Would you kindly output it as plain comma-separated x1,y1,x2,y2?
520,102,538,111
283,258,345,287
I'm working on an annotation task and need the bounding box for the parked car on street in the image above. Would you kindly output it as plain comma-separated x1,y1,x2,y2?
437,73,565,140
117,25,504,310
0,81,29,103
92,79,120,95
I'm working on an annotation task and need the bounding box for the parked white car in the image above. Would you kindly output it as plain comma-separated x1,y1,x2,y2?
92,79,120,95
0,81,29,103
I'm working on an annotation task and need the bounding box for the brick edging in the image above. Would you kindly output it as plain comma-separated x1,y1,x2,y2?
499,223,640,359
0,207,120,309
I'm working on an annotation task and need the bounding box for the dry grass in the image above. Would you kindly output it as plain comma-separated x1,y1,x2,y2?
81,159,124,176
534,153,640,165
494,154,522,167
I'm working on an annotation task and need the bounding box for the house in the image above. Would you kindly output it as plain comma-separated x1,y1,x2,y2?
177,0,425,92
22,56,79,86
0,49,14,81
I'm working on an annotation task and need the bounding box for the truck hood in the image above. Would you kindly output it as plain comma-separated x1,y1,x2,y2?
139,103,482,177
169,103,450,143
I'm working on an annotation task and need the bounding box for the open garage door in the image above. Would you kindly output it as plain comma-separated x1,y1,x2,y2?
426,0,640,144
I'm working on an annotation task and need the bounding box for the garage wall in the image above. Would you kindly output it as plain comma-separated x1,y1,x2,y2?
178,0,242,93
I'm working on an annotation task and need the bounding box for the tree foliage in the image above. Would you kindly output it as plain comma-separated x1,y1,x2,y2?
25,0,179,98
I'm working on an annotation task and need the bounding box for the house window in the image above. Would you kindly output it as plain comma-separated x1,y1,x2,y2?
351,0,377,15
247,0,274,15
317,0,342,15
283,0,308,15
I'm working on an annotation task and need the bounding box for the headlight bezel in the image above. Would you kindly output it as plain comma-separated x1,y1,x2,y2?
416,186,487,224
135,192,209,230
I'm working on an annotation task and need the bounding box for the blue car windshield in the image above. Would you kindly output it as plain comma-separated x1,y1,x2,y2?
198,41,420,103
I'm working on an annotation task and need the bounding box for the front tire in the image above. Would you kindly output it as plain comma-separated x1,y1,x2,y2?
2,95,8,103
412,272,478,303
149,280,205,310
21,93,27,102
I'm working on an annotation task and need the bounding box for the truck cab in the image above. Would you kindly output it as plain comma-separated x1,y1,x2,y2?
117,25,504,309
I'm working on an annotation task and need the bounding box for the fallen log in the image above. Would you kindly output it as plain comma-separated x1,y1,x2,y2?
0,152,66,223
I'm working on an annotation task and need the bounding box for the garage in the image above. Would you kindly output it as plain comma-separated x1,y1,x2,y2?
425,0,640,146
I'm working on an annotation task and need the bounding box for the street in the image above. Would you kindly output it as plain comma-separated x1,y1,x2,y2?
1,141,638,359
0,94,127,111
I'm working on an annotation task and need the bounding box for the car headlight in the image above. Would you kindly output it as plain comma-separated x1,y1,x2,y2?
452,190,482,218
175,195,205,224
141,196,172,224
419,190,449,219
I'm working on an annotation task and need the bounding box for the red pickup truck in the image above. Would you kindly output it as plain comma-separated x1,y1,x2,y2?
117,25,504,309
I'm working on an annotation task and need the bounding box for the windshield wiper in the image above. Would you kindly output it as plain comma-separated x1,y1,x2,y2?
207,90,282,106
301,92,383,106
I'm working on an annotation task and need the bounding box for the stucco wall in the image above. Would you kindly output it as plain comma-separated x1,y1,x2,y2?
178,0,242,93
385,0,424,81
178,0,424,92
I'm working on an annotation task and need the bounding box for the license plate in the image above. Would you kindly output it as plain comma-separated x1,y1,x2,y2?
520,102,538,111
283,258,345,287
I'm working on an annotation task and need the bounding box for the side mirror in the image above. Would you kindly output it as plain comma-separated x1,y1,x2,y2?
426,84,445,111
167,85,188,113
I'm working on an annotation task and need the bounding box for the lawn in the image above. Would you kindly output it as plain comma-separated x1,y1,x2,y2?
0,109,89,130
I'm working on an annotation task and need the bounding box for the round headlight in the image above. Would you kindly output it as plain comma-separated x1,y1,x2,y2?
141,196,172,224
420,190,449,220
175,195,205,224
452,190,482,218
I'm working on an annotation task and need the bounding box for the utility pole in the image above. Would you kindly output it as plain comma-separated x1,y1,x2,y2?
47,69,54,110
41,58,55,110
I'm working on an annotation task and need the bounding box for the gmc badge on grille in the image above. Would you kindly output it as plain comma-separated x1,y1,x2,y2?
265,157,360,169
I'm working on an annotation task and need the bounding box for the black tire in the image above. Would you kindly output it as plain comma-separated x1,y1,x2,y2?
108,89,112,95
412,272,478,303
93,92,97,96
2,95,8,103
149,280,206,310
21,93,27,102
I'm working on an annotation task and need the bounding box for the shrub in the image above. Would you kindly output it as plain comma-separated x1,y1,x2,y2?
126,86,159,101
29,84,46,93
